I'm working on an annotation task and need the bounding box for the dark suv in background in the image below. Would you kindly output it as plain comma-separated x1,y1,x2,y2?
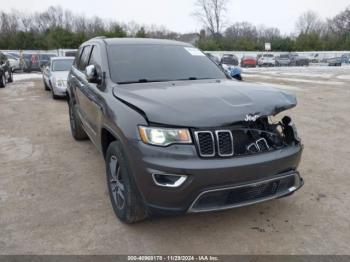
67,37,303,223
0,51,13,87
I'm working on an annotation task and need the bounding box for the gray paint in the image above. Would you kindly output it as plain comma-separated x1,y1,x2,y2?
113,79,297,127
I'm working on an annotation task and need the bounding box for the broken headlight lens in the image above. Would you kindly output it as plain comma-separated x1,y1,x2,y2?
138,126,192,146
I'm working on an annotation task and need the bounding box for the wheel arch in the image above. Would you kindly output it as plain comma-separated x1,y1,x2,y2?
101,127,120,159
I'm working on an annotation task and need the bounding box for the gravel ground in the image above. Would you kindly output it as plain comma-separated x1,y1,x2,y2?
0,67,350,255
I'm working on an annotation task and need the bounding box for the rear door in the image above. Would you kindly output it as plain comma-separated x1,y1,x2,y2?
73,44,104,145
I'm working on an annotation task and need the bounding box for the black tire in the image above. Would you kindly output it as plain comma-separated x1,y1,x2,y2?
43,79,50,91
68,98,88,140
106,141,147,223
8,70,13,83
0,74,6,88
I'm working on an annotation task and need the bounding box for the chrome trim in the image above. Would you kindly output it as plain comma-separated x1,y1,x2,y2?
256,138,270,151
247,143,259,153
194,131,215,157
152,173,188,188
188,172,301,213
215,130,234,157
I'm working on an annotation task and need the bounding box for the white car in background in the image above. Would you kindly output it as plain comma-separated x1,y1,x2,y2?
42,57,74,99
4,53,21,72
258,53,275,67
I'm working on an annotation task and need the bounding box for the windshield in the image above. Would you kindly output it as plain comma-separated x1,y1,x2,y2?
107,44,226,84
52,59,73,71
263,54,274,57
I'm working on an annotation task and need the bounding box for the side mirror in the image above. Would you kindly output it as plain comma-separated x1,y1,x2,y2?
85,64,101,84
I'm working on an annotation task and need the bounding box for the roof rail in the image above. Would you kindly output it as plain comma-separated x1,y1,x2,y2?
91,36,107,40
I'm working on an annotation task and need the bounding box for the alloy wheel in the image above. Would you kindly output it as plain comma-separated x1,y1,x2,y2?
109,155,125,210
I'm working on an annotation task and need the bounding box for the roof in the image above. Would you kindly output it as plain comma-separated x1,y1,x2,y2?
91,37,192,46
50,56,75,61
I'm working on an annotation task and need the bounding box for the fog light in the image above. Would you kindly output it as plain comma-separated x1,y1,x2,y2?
152,174,187,188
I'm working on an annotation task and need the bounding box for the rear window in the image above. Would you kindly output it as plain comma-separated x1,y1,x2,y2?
107,44,226,84
263,54,274,57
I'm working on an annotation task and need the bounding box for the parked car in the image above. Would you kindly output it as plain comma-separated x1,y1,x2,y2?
205,53,220,64
40,53,58,68
4,53,21,72
0,51,14,87
67,38,304,223
221,64,243,80
341,54,350,64
275,54,291,67
327,57,342,66
289,53,309,66
23,53,57,72
240,56,257,68
220,54,239,66
42,57,74,99
257,53,275,67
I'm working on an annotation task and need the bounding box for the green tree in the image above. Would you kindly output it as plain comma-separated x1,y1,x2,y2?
135,27,147,38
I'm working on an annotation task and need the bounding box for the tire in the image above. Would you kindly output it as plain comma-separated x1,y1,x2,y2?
8,70,13,83
106,141,147,223
0,74,6,88
68,98,88,140
43,79,50,91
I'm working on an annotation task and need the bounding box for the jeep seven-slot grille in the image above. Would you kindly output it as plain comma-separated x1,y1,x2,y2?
194,131,215,157
216,131,234,157
194,129,275,158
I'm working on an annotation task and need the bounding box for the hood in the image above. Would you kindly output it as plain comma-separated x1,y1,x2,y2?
51,71,69,80
113,80,297,127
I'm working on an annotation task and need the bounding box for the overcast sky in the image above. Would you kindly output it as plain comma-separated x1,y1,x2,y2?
2,0,349,34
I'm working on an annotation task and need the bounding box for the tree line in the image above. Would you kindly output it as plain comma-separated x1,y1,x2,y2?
194,0,350,51
0,6,179,50
0,3,349,51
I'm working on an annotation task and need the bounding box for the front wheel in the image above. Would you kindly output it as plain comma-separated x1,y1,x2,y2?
8,70,13,83
0,74,6,88
43,79,50,91
106,141,147,223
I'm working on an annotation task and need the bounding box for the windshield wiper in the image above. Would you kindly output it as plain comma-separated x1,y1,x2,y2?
118,77,216,85
173,77,216,81
118,79,172,84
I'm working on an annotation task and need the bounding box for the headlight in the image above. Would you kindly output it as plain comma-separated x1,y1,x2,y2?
138,126,192,146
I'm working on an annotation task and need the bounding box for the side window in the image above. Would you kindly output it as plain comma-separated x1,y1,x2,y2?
78,45,92,71
73,47,82,68
88,46,102,67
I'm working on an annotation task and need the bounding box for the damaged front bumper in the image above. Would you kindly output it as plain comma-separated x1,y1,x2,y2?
127,139,303,216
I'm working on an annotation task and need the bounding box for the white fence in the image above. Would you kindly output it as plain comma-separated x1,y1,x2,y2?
206,51,350,61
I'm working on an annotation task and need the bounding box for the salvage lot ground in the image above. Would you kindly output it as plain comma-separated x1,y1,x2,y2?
1,66,350,254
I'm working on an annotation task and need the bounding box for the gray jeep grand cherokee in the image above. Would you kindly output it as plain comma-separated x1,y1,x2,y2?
67,37,303,223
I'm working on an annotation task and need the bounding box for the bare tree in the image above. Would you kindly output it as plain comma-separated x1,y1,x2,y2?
257,25,281,40
328,7,350,34
193,0,229,37
225,22,258,40
295,11,324,34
